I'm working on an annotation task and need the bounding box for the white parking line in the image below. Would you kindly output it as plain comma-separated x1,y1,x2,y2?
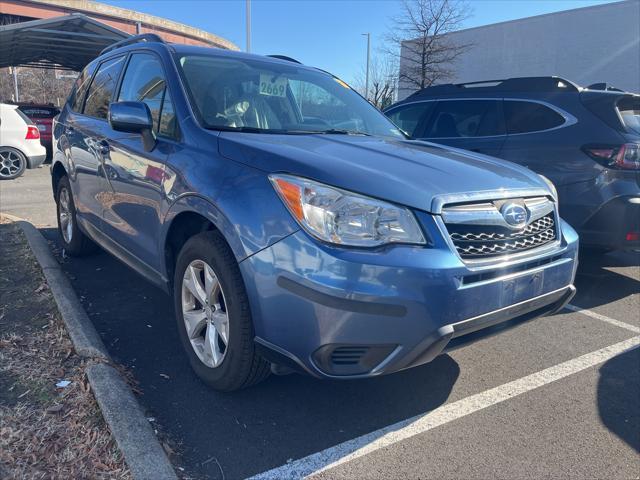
565,304,640,334
250,336,640,480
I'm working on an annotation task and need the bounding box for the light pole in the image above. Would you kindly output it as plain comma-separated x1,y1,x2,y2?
246,0,251,53
362,33,370,100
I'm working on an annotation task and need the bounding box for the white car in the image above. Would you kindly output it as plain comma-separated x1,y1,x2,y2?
0,103,47,180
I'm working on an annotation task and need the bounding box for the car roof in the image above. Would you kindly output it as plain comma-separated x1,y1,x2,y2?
98,36,321,76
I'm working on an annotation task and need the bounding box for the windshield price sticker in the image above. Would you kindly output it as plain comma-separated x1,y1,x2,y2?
259,74,288,97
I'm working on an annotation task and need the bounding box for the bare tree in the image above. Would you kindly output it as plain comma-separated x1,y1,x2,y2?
0,67,76,105
387,0,472,91
353,56,398,110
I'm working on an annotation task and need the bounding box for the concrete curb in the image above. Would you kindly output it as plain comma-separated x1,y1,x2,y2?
16,220,177,480
87,363,178,480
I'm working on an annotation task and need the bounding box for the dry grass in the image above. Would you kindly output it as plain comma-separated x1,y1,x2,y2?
0,219,131,479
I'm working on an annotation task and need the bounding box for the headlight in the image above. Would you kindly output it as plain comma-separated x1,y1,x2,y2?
270,174,426,247
538,174,558,201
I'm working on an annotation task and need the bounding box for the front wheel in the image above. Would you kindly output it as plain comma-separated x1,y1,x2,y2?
173,231,270,391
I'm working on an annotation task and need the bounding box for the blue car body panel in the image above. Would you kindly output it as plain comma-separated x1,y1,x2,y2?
51,42,578,379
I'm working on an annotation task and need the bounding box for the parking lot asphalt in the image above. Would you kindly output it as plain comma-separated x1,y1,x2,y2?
2,168,639,479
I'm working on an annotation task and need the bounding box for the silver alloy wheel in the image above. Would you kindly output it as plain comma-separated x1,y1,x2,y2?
181,259,230,368
58,187,73,243
0,149,23,178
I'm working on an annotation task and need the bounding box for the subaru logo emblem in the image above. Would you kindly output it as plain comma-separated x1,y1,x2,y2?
501,203,529,229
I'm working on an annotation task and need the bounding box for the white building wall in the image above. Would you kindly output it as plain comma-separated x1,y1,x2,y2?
398,0,640,100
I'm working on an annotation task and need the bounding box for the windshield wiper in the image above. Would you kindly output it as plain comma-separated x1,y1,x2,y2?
205,125,283,134
286,129,372,136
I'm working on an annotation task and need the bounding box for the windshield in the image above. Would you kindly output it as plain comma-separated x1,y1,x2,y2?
175,54,404,138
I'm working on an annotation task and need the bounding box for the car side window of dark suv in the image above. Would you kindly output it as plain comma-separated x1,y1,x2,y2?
504,100,565,134
117,53,177,139
83,56,126,120
69,61,98,112
387,103,435,137
425,100,505,138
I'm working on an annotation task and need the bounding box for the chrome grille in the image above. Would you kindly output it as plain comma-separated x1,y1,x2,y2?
442,197,558,260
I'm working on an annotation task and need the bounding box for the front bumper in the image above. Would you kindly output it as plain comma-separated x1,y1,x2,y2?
240,216,579,379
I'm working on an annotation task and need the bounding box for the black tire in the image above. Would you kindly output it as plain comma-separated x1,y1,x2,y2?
55,176,96,256
0,147,27,180
173,231,270,391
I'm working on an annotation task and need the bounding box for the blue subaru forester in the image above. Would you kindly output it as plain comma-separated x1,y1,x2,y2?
51,35,578,391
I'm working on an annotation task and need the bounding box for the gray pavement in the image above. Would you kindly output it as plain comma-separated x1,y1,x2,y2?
0,166,56,226
1,166,638,479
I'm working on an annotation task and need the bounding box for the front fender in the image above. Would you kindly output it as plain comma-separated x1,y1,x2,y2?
161,194,247,262
160,168,299,271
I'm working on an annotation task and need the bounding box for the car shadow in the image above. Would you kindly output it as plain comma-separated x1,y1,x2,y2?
573,250,640,309
597,346,639,453
39,227,461,480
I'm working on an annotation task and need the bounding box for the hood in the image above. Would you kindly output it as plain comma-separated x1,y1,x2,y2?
218,133,550,213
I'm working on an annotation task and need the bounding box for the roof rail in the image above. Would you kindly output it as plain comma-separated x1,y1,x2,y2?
408,76,580,98
267,55,302,64
100,33,166,56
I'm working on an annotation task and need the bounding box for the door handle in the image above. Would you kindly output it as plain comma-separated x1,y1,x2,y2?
98,140,110,156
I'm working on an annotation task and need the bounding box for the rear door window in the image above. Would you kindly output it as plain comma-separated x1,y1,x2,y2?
386,102,434,137
504,100,565,134
83,56,126,120
425,100,505,138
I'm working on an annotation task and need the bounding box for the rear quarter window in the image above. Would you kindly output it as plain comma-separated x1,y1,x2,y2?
617,96,640,135
14,109,33,125
504,100,565,134
70,62,97,112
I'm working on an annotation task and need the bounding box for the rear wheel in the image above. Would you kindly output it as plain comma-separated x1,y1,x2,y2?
173,231,270,391
55,176,96,256
0,147,26,180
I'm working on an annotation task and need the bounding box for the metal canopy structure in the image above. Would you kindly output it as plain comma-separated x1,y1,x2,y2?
0,13,129,71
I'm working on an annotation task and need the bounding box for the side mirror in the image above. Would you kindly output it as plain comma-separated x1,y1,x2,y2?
109,101,156,152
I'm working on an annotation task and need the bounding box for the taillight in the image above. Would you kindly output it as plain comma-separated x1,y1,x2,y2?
583,143,640,170
25,125,40,140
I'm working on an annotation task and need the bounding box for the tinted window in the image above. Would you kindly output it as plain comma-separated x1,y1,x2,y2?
83,56,125,119
426,100,505,138
387,103,434,136
18,106,59,118
118,53,175,136
617,96,640,135
70,62,97,112
504,101,565,134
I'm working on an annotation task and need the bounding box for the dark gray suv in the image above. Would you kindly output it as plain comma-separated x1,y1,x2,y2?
385,77,640,253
